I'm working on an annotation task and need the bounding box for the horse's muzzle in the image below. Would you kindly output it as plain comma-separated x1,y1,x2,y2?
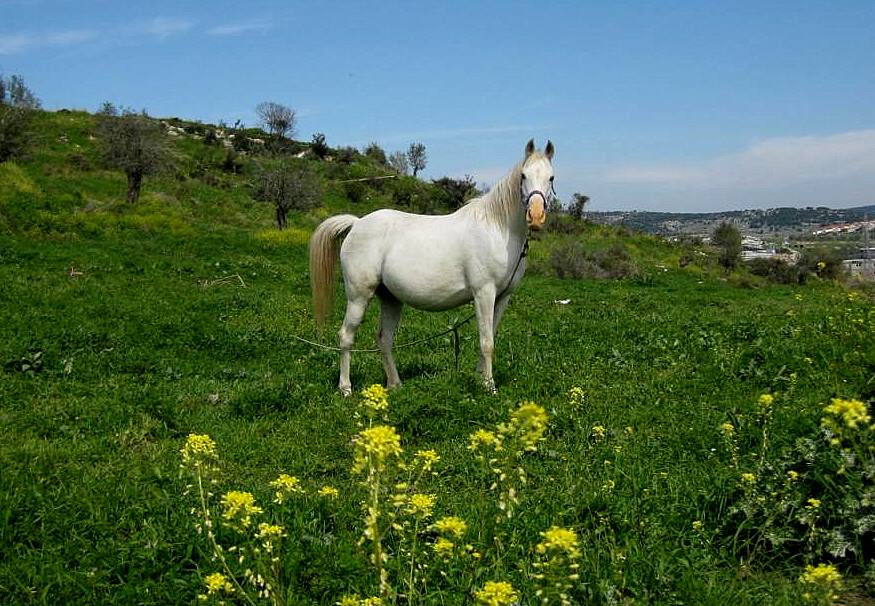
526,196,547,230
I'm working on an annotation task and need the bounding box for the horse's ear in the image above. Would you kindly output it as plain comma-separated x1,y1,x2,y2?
525,139,535,158
545,140,554,160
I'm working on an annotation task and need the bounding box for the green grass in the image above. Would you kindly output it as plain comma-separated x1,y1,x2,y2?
1,110,873,605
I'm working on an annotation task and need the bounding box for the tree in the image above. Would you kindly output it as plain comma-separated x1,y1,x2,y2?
254,161,322,229
407,142,427,177
97,109,171,204
570,193,590,220
256,102,296,140
310,133,329,159
0,74,40,162
388,151,408,175
431,175,479,210
363,142,387,165
712,221,742,270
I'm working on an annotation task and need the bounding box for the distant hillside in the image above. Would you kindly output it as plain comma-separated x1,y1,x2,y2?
587,205,875,237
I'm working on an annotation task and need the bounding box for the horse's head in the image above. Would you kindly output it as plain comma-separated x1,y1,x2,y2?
521,139,555,231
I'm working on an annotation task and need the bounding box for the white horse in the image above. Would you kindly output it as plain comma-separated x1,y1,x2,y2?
309,139,555,395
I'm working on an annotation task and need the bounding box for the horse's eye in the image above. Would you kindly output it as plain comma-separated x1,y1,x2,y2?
549,176,554,182
520,173,526,180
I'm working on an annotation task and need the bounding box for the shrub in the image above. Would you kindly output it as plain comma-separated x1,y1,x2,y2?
431,175,479,210
747,257,806,284
551,242,641,280
363,142,387,166
797,247,845,281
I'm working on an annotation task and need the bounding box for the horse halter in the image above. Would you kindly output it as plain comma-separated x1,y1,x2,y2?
521,182,556,209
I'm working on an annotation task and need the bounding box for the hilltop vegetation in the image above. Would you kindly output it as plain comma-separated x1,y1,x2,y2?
1,108,874,605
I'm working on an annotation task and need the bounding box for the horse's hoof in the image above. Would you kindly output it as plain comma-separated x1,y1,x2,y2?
483,379,497,395
387,381,402,390
339,385,353,397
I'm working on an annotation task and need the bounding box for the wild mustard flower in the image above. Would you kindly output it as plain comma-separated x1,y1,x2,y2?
413,449,440,471
468,429,498,450
799,563,842,603
567,386,585,407
475,581,519,606
361,384,389,413
507,401,548,452
692,520,704,531
591,424,607,440
806,498,821,510
203,571,234,595
533,526,581,605
406,493,436,518
720,422,734,435
270,473,305,504
256,522,285,540
823,398,870,430
787,470,800,482
353,425,403,474
318,485,340,499
741,472,757,485
434,516,468,538
181,433,217,468
536,526,581,558
433,537,455,556
220,490,262,530
759,393,774,409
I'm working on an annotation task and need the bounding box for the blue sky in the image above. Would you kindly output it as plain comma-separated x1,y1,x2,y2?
2,0,874,212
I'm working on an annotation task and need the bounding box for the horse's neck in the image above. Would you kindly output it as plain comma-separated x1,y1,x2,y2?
479,171,527,238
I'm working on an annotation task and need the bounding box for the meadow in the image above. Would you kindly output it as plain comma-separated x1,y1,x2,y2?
1,111,873,605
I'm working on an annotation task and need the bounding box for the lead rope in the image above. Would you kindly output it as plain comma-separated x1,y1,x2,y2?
292,233,530,368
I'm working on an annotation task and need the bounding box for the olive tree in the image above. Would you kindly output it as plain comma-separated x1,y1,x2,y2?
254,161,322,229
0,74,40,162
388,151,408,175
256,102,297,140
407,142,427,177
96,108,171,204
712,221,743,270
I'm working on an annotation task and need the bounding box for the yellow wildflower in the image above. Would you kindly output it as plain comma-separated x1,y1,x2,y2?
203,571,234,595
475,581,519,606
181,433,217,465
806,498,821,510
270,474,305,504
433,537,455,555
468,428,498,450
787,470,800,482
740,472,757,485
507,401,548,451
361,598,383,606
823,398,870,430
568,387,585,406
536,526,581,559
337,596,361,606
317,485,340,499
352,425,403,473
360,384,389,412
799,564,842,589
256,522,285,540
591,424,606,439
720,422,735,435
414,449,440,471
220,491,262,529
407,493,436,518
434,516,468,538
692,520,704,531
817,261,827,271
758,393,774,409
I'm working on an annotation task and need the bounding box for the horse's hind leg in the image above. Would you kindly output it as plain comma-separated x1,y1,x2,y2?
376,290,403,389
338,292,372,396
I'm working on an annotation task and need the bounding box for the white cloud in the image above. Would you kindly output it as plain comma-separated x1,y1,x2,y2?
587,129,875,211
207,19,271,36
0,29,96,54
132,17,194,39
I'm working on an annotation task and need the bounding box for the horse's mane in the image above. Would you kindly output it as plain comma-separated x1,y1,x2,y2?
471,152,546,229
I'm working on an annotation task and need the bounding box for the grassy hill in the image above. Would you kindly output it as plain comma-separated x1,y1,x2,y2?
1,110,874,605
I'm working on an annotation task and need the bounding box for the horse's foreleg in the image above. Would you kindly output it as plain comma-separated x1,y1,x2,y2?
377,296,403,389
473,287,497,393
492,293,512,336
338,296,370,396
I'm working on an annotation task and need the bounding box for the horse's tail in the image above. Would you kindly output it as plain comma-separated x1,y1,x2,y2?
309,214,359,329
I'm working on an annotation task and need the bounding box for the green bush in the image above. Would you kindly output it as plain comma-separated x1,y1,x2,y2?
747,258,807,284
551,241,641,280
